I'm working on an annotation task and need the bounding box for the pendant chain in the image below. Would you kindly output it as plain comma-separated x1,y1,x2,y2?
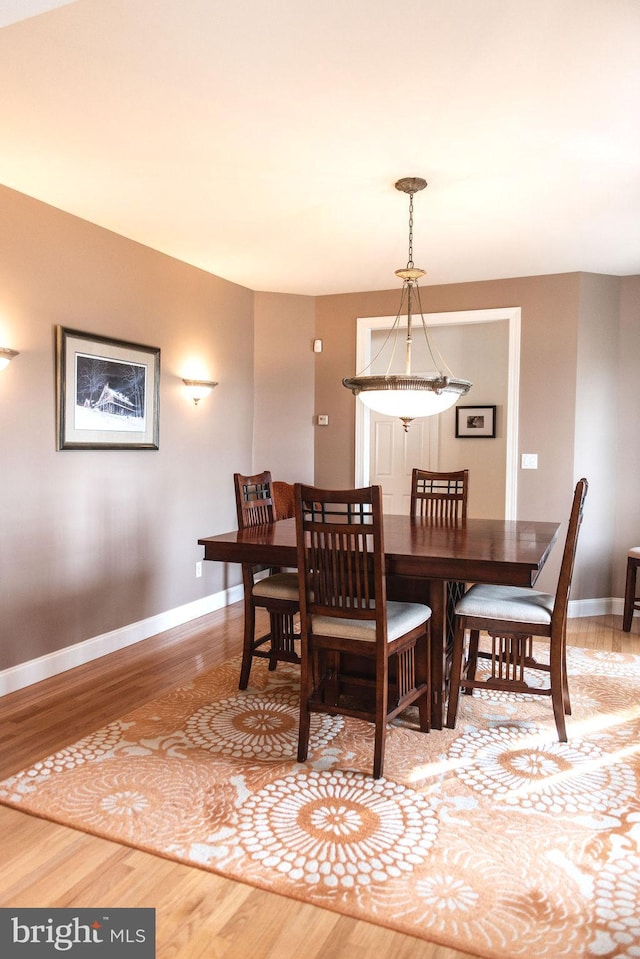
407,191,415,269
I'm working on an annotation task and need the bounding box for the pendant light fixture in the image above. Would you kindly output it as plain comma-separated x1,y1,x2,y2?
343,177,471,431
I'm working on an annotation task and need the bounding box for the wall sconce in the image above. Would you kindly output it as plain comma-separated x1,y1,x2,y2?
183,378,218,406
0,348,19,371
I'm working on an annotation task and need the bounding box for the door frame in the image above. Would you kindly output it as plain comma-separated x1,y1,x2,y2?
353,307,521,519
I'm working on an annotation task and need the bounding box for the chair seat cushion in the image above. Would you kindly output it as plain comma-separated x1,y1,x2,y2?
252,572,299,602
312,601,431,643
629,547,640,560
455,583,554,625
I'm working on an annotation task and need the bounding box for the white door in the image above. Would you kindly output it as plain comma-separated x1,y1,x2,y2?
369,412,439,514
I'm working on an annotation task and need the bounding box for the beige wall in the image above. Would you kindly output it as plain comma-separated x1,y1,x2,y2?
614,276,640,588
573,274,620,600
252,291,315,484
0,186,314,673
314,272,636,598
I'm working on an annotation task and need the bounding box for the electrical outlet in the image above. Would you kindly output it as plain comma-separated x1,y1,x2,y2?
195,561,203,578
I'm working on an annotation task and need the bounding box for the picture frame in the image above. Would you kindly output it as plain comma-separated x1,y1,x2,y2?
56,326,160,450
455,405,496,439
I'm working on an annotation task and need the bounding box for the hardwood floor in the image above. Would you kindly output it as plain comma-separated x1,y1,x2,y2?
1,604,638,959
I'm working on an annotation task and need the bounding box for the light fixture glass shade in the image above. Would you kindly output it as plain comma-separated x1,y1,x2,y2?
183,378,218,405
0,347,19,371
343,373,471,419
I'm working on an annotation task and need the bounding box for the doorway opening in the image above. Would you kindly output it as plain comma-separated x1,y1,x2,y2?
353,307,521,519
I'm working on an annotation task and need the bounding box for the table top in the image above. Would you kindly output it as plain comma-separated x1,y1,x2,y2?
199,514,560,588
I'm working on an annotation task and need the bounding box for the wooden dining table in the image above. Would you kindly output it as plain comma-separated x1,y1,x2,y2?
199,514,560,728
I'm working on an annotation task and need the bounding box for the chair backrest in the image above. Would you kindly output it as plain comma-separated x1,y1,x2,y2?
551,477,588,632
272,480,295,520
410,468,469,521
294,484,386,632
234,471,276,529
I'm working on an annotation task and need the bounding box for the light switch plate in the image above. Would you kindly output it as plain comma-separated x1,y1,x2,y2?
317,414,329,426
521,453,538,469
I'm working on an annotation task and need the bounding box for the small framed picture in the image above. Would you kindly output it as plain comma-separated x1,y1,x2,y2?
455,405,496,439
56,326,160,450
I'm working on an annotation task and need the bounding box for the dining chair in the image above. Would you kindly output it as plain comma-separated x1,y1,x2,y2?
410,467,470,642
446,477,588,741
233,471,300,689
623,547,640,632
410,468,469,521
272,480,295,520
294,482,431,779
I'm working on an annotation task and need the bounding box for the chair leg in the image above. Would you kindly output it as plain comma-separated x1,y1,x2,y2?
550,637,568,742
373,684,388,779
463,628,480,695
372,731,385,779
268,611,281,671
551,688,568,742
239,600,256,690
446,621,466,728
623,558,638,632
416,629,431,733
561,634,571,716
297,655,312,764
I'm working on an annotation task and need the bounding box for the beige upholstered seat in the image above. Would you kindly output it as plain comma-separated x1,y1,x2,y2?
311,602,430,643
446,478,588,742
251,574,299,602
454,585,555,624
295,483,431,779
623,547,640,632
233,471,300,689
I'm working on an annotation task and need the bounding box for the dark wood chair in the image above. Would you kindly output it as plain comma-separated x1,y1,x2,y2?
294,483,431,778
410,468,470,645
623,547,640,632
410,468,469,521
446,477,588,741
234,471,300,689
272,480,295,520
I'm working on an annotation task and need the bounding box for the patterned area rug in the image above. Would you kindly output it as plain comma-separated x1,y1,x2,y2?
2,646,640,959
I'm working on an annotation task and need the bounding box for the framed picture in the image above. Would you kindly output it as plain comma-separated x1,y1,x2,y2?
455,405,496,439
56,327,160,450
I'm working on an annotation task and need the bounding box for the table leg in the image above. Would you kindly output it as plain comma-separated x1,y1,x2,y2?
425,580,447,729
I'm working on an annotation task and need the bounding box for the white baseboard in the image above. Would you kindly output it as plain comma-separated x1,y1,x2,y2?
569,597,622,618
0,591,623,699
0,585,243,698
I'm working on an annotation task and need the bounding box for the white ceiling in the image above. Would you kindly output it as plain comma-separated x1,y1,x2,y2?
1,0,639,295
